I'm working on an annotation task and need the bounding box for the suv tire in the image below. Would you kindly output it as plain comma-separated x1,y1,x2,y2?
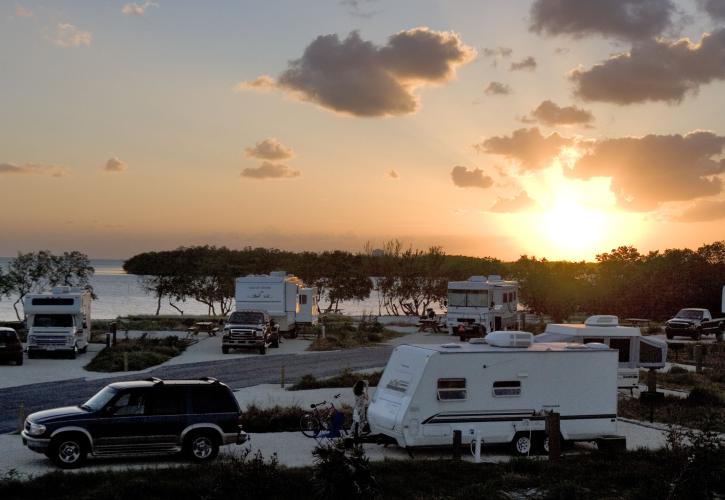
16,355,23,366
50,433,88,469
185,431,219,463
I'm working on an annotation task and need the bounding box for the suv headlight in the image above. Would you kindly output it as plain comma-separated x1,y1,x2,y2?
26,421,46,436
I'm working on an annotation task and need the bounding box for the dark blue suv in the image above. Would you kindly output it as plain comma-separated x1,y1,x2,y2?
21,377,248,468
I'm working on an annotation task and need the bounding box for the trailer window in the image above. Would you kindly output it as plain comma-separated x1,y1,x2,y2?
609,338,631,363
299,295,307,305
467,290,488,307
493,381,521,397
437,378,467,401
447,290,467,307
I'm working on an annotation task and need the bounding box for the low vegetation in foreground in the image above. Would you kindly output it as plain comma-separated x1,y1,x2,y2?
308,316,401,351
1,446,722,500
288,368,383,391
84,337,187,372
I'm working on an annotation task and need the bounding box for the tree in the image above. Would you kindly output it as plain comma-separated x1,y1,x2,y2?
2,251,95,320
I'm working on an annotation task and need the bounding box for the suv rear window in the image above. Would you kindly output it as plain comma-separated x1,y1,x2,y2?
190,387,237,413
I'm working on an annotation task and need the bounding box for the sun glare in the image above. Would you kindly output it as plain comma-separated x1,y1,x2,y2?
538,199,611,260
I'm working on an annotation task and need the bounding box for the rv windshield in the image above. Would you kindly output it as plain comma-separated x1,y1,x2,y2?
676,309,703,320
228,311,265,324
32,314,74,328
447,290,489,307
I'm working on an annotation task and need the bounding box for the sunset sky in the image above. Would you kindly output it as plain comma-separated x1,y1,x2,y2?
1,0,724,261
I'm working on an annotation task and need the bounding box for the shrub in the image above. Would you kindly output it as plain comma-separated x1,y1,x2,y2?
84,337,186,372
311,441,380,500
669,365,689,375
288,368,382,391
686,387,724,408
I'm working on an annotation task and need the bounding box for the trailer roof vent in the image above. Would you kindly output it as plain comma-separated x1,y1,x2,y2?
486,331,533,348
584,342,609,350
468,276,486,282
584,315,619,327
441,343,462,349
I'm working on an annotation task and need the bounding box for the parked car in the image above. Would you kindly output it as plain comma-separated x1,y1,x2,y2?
664,308,725,341
21,377,247,468
0,327,23,366
221,310,280,355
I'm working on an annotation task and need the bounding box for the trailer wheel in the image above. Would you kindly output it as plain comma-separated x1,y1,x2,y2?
512,433,532,455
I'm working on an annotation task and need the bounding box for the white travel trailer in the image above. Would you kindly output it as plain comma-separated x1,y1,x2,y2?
23,286,92,359
533,315,667,389
368,331,621,454
235,272,318,333
445,276,519,335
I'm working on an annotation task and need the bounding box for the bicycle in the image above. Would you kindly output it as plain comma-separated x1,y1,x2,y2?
300,393,347,439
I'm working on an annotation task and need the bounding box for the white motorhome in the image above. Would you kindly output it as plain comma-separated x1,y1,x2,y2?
23,286,92,359
445,276,519,335
368,331,621,454
235,272,318,334
533,315,667,389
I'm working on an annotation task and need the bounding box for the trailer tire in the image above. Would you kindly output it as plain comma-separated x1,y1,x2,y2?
512,433,533,456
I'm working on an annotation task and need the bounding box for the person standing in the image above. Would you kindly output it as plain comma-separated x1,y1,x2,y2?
353,379,370,435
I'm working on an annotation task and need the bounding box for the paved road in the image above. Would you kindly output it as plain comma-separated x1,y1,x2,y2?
0,345,393,434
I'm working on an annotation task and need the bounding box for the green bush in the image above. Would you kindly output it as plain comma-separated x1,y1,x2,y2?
311,441,380,500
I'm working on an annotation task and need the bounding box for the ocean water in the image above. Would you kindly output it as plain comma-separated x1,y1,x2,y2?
0,258,387,321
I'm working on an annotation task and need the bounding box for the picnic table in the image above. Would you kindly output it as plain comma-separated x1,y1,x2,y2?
417,318,442,333
187,321,219,338
622,318,652,329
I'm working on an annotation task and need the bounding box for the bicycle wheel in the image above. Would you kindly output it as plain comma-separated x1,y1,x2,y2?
300,413,321,438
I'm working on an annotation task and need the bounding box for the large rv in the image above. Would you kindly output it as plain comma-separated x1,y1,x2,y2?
445,276,519,335
23,286,92,359
533,315,667,389
368,331,621,454
235,272,318,334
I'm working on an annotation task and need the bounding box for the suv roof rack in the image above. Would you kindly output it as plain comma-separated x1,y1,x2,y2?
146,377,164,384
199,377,219,384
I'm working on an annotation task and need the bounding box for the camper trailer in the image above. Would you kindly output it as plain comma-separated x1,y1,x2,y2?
367,331,621,454
235,272,318,334
23,286,92,359
445,276,519,335
534,315,667,389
